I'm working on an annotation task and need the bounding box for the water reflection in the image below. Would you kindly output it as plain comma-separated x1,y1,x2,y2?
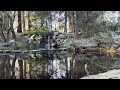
0,51,120,79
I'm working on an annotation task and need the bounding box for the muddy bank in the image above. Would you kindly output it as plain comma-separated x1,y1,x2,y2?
81,69,120,79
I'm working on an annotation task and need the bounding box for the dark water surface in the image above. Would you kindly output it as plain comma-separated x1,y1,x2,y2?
0,51,120,79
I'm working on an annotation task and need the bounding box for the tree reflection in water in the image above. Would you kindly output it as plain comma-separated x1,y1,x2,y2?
0,51,119,79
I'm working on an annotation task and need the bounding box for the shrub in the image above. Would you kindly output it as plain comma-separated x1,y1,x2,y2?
25,27,54,38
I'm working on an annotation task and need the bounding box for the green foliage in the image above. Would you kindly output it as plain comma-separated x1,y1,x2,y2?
93,32,115,45
16,43,29,50
32,11,52,27
35,11,52,19
75,11,103,37
25,27,54,37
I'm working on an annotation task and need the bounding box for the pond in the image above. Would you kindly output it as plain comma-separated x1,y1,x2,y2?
0,51,120,79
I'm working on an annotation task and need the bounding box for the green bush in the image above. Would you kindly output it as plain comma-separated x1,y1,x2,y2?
93,32,115,45
16,43,29,50
25,27,54,38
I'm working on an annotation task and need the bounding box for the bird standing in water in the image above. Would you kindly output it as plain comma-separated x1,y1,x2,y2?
85,64,90,76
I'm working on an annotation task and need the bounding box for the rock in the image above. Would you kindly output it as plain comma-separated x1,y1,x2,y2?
0,50,3,53
62,38,97,49
12,50,22,53
81,69,120,79
4,50,11,53
31,50,39,53
9,55,15,58
22,50,30,53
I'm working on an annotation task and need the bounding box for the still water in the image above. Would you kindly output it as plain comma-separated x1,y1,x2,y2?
0,51,120,79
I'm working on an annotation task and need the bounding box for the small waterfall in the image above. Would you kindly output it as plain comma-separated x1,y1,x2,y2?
46,36,51,49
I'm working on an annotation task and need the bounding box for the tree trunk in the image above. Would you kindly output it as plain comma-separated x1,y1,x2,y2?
75,11,79,39
28,11,31,29
41,19,44,27
9,12,16,40
1,56,6,79
24,60,26,79
29,61,32,79
64,11,67,33
5,55,11,79
10,19,16,40
22,11,25,33
72,11,76,38
11,55,16,79
46,18,48,28
68,11,72,33
0,13,6,42
65,58,69,79
6,18,10,42
17,11,22,33
18,60,23,79
2,11,16,40
1,14,6,42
